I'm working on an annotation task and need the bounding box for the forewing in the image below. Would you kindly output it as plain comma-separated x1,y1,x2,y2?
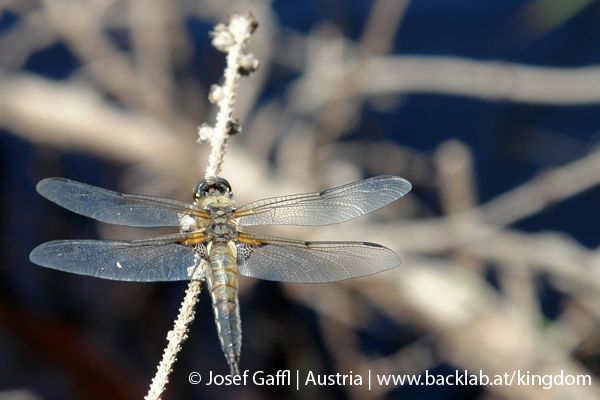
36,178,206,227
235,175,411,226
29,235,210,282
236,233,400,283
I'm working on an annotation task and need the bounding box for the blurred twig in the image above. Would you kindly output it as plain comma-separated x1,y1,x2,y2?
360,56,600,104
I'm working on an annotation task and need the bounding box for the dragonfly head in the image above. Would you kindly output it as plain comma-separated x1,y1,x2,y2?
193,177,233,202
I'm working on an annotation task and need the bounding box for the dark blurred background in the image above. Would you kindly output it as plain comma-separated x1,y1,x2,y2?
1,0,600,399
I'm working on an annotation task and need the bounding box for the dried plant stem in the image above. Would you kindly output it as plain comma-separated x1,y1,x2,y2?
145,279,202,400
204,37,243,178
202,13,258,178
145,12,258,400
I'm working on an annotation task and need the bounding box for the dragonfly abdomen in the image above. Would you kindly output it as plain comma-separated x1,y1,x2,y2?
206,242,241,375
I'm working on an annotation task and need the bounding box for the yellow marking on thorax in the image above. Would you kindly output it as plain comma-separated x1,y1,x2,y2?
197,195,237,210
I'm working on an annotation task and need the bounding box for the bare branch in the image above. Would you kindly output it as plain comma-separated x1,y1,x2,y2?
201,12,258,179
145,279,202,400
362,56,600,104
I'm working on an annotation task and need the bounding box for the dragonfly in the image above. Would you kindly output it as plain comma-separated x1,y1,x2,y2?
30,175,412,375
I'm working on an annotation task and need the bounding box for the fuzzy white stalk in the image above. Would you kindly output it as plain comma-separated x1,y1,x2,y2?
203,12,258,178
145,12,258,400
145,279,202,400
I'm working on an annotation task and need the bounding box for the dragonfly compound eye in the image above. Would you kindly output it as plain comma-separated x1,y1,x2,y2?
193,177,233,201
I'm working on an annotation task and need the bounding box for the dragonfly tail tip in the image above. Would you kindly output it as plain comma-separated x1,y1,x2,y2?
229,360,240,376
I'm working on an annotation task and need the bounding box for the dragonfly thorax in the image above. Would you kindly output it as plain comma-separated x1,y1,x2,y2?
203,220,239,242
201,202,239,242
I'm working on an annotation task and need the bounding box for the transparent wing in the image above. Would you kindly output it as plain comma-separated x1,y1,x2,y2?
36,178,206,227
29,234,210,282
235,175,411,226
236,233,400,283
